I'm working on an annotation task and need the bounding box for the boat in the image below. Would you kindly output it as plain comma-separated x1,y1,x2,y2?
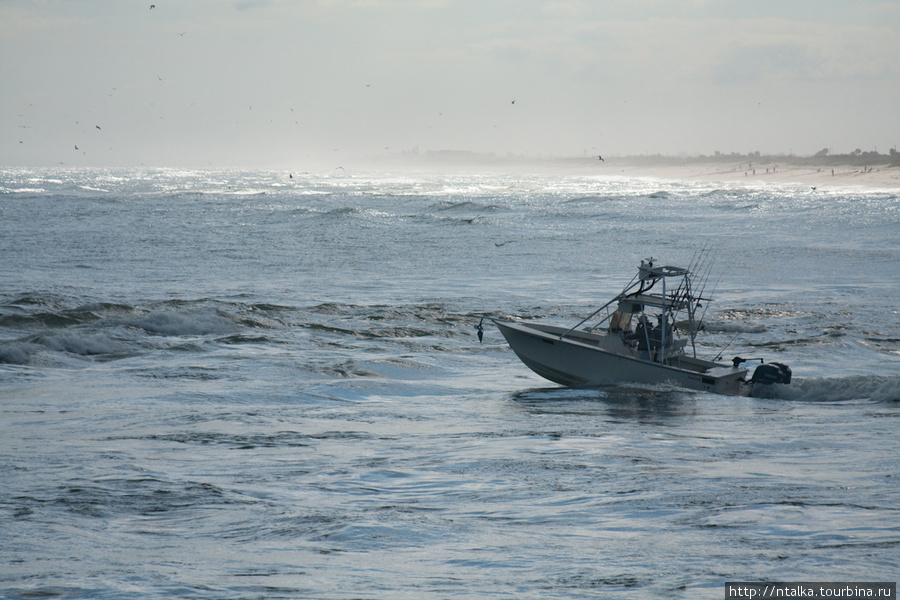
490,258,792,396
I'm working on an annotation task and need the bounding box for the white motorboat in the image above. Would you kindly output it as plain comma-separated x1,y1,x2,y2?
490,259,791,396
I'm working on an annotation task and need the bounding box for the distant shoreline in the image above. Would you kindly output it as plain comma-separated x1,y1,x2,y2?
371,151,900,190
585,156,900,189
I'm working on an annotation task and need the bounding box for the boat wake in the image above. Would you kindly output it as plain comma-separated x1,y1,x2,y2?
752,374,900,403
509,375,900,405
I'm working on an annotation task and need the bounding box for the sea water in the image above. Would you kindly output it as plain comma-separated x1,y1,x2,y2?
1,167,898,599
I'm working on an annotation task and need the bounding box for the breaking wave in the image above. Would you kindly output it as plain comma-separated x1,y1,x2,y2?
126,310,239,336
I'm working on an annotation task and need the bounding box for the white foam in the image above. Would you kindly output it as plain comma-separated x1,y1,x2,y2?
756,375,900,402
37,332,123,356
0,341,39,364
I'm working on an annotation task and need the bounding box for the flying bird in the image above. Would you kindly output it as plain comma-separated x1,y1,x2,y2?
150,4,155,9
95,125,101,130
597,155,604,161
494,240,514,247
511,100,516,104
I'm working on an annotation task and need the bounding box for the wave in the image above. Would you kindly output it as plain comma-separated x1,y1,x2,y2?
0,332,126,365
0,341,42,365
433,200,500,213
126,309,239,336
1,187,47,195
320,206,361,217
0,310,99,329
717,307,798,320
0,294,478,368
702,321,768,334
0,296,256,365
699,188,746,198
710,202,762,212
30,331,125,356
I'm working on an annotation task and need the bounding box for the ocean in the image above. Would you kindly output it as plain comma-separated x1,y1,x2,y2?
1,167,898,599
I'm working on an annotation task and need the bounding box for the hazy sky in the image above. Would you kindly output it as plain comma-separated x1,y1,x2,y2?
2,0,898,168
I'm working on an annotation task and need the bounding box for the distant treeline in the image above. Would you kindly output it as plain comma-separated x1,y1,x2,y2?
390,148,900,168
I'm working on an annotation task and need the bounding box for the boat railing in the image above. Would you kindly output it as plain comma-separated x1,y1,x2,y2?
557,298,619,340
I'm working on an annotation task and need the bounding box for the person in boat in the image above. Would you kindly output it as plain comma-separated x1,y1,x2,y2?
609,307,633,335
648,314,673,361
634,315,651,360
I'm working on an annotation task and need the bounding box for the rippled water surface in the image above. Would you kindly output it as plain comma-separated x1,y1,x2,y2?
1,168,898,599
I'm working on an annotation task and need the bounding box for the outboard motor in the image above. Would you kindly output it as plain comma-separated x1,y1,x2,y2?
750,362,792,386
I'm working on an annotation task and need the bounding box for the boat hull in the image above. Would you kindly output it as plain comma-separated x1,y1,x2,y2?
494,319,749,395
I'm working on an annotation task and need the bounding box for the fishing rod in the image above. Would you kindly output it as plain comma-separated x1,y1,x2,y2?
696,272,722,332
714,326,744,361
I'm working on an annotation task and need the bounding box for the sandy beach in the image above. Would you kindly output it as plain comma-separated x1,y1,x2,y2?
598,158,900,190
381,153,900,191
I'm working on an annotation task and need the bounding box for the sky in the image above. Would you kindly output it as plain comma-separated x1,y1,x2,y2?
2,0,899,168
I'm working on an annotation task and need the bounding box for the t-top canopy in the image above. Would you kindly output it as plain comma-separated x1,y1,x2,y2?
638,262,690,281
618,293,690,312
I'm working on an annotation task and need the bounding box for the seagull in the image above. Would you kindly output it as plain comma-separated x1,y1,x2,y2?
74,144,79,150
150,4,155,9
597,155,604,161
95,125,101,130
